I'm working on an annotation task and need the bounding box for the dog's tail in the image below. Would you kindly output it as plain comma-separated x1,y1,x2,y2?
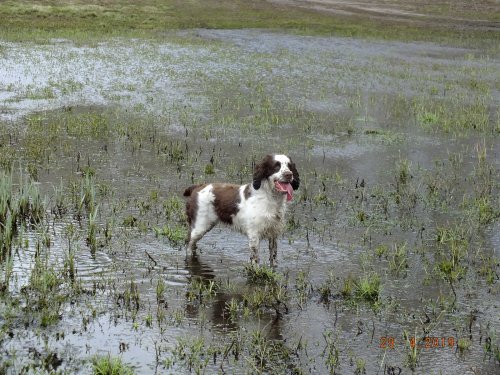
183,184,203,197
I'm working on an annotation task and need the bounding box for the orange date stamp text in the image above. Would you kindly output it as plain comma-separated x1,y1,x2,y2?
379,336,456,350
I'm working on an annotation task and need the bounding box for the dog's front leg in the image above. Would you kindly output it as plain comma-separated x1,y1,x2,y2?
248,235,260,264
269,237,277,267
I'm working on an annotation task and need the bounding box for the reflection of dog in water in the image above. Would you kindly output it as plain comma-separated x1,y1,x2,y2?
184,253,236,329
183,154,300,266
185,253,214,281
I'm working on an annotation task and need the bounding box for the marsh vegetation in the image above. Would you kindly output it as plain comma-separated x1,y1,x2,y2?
0,1,499,374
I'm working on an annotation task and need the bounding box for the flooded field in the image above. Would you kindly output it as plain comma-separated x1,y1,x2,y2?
0,28,499,374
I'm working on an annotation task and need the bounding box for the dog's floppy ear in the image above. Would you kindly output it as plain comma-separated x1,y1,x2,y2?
252,179,262,190
252,154,274,190
289,160,300,190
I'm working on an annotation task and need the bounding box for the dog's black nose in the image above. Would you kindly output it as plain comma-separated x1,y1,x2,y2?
283,171,293,181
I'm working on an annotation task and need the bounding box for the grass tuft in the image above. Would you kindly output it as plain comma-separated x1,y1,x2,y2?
92,354,135,375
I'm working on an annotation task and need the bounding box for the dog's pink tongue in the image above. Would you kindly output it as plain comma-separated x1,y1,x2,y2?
277,181,293,201
285,183,293,201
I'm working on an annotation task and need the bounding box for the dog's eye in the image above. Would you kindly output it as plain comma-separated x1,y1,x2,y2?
274,161,281,169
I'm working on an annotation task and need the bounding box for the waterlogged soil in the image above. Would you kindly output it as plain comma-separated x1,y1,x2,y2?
0,29,499,374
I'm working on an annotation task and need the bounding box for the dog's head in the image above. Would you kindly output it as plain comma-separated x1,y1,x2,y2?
252,154,300,200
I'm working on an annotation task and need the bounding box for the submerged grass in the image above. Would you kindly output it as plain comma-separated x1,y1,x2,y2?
166,327,303,374
0,169,45,261
0,3,499,372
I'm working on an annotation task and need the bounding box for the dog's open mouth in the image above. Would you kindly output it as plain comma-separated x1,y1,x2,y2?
274,181,293,201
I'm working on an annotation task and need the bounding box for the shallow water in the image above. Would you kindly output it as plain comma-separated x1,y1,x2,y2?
0,30,499,374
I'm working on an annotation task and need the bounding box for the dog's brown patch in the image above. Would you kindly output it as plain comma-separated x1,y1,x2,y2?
252,154,281,190
212,183,241,224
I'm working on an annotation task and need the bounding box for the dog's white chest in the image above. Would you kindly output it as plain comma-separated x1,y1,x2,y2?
234,193,286,238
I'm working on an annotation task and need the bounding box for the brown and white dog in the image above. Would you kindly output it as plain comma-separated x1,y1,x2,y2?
183,154,300,266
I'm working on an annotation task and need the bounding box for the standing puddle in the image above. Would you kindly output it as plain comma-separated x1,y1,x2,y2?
0,30,499,374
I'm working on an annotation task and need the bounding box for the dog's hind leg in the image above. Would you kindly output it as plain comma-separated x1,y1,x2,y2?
185,221,215,256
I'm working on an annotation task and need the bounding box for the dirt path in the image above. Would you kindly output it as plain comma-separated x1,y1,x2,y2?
271,0,500,31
